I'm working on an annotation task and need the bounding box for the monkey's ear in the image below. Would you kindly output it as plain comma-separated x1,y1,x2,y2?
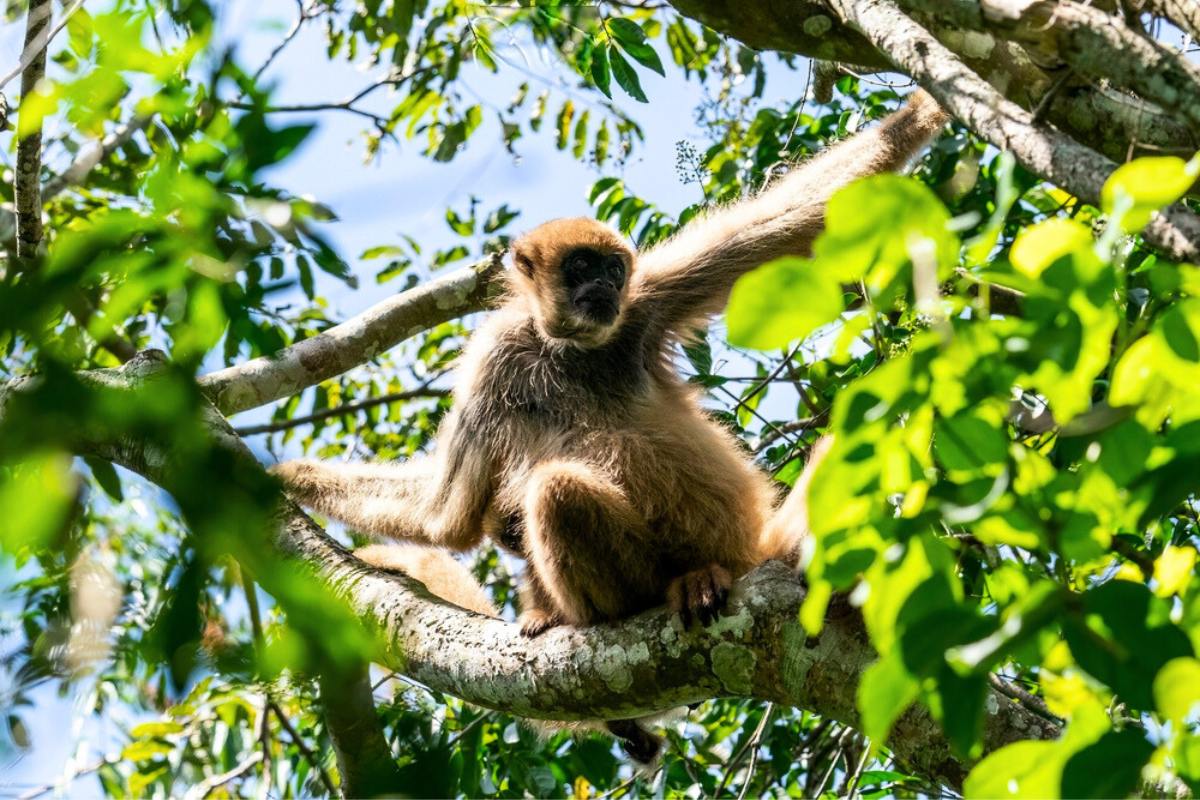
512,246,536,278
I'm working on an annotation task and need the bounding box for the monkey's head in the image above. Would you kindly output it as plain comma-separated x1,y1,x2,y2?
510,218,635,348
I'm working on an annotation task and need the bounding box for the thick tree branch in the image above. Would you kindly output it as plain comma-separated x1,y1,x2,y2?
667,0,1198,162
898,0,1200,131
318,667,404,798
822,0,1200,261
14,0,50,261
199,255,504,417
0,353,1060,793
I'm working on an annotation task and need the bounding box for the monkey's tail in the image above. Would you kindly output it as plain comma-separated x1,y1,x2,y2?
757,435,834,569
353,544,665,764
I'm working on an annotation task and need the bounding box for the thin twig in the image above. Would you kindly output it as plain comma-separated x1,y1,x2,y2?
735,703,773,800
754,416,824,454
16,758,111,800
0,0,86,92
234,386,450,436
715,702,773,798
182,751,265,800
268,698,338,797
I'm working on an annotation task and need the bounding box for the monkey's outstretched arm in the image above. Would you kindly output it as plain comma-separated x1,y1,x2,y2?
630,90,950,335
272,415,493,551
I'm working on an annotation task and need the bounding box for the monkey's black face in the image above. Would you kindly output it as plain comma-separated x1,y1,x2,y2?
562,248,626,326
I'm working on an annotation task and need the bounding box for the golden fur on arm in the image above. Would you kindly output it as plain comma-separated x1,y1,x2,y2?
631,90,951,335
270,456,487,551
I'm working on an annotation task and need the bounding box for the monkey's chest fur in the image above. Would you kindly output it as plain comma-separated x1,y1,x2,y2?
462,316,773,607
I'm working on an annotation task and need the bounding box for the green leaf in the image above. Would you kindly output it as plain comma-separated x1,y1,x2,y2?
609,47,648,103
446,208,475,236
606,18,665,76
1061,729,1154,799
1102,155,1200,232
84,456,123,501
964,702,1109,799
483,204,520,233
858,651,919,746
67,7,95,57
1153,657,1200,722
1063,581,1192,709
815,176,956,305
934,411,1008,475
590,42,612,98
1010,218,1093,279
726,257,843,349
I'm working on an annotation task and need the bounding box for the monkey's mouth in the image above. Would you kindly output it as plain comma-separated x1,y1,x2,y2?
572,286,620,325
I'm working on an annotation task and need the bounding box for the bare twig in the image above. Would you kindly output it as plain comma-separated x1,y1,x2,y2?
0,0,86,92
234,387,450,436
754,416,823,454
268,698,338,797
43,114,154,198
14,0,51,261
735,703,773,800
16,759,111,799
182,751,264,800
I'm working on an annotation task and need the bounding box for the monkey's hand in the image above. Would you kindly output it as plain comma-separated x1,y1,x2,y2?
519,608,567,638
667,564,732,628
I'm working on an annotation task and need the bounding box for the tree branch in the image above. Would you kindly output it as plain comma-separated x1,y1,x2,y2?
666,0,1199,162
0,353,1060,793
1145,0,1200,41
318,666,404,798
821,0,1200,262
898,0,1200,131
233,387,449,436
14,0,50,261
199,255,504,417
0,114,156,246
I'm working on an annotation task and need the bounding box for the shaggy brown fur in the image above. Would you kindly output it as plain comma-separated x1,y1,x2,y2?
273,90,950,759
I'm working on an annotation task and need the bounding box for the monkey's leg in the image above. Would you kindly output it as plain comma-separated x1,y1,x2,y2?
517,571,568,638
666,564,732,628
271,459,467,546
523,460,658,627
605,719,663,764
759,435,834,568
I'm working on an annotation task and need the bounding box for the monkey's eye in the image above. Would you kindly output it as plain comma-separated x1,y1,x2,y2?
604,256,624,281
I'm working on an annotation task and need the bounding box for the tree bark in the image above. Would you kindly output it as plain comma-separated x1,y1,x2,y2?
667,0,1200,163
198,255,504,416
14,0,50,261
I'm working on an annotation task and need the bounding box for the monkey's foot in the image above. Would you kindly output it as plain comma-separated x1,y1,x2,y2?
519,609,566,637
667,564,732,628
606,720,662,764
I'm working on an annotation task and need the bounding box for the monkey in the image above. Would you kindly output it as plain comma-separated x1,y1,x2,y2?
272,89,950,760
